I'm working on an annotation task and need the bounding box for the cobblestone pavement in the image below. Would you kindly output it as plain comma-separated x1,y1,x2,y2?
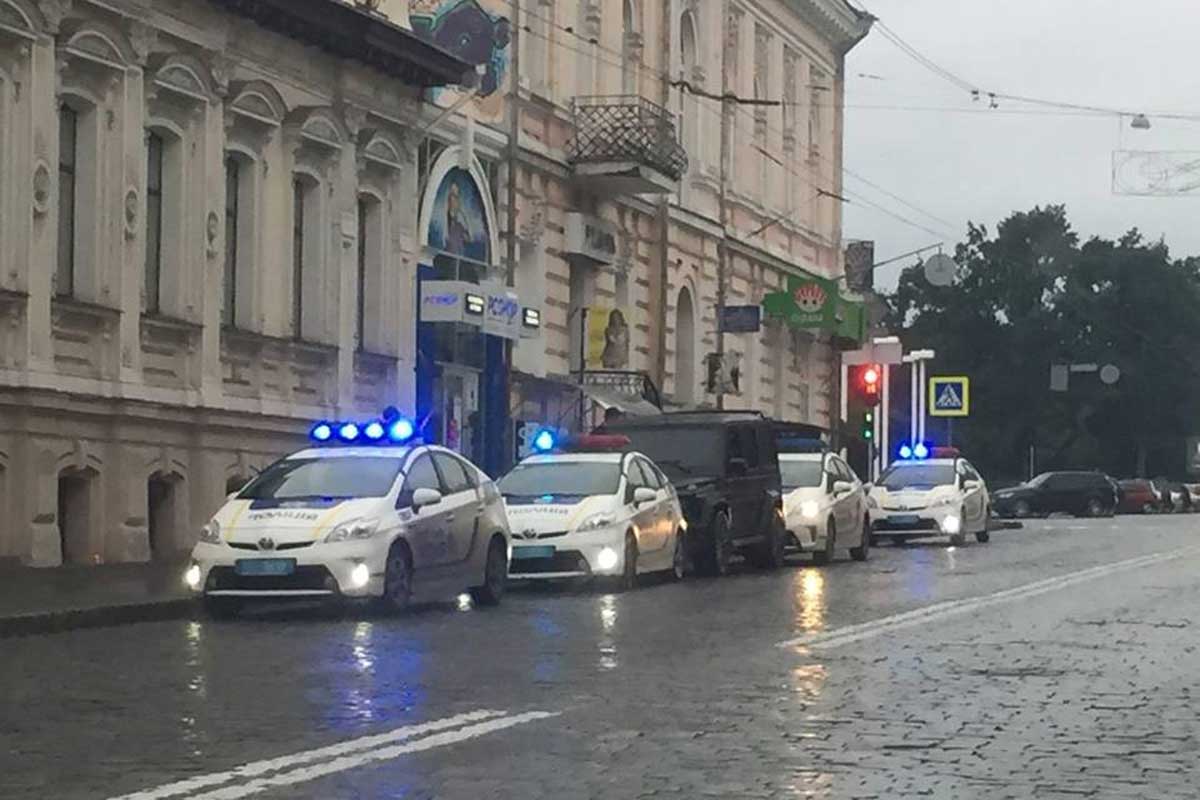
2,515,1199,799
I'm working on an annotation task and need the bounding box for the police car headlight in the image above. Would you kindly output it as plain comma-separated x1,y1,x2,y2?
199,520,221,545
326,519,380,543
800,501,820,520
576,512,618,533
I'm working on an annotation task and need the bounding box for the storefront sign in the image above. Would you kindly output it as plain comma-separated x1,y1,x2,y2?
719,305,762,334
482,281,521,339
762,275,837,330
564,213,618,266
419,280,467,323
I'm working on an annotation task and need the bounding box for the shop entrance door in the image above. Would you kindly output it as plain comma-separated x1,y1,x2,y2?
435,365,480,464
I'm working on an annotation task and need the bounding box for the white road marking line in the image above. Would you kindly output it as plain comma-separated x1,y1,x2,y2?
184,711,560,800
778,545,1200,651
107,709,508,800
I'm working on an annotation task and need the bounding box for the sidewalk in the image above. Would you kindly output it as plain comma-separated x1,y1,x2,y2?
0,559,196,637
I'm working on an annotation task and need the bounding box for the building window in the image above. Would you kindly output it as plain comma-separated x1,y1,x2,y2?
57,106,78,298
809,65,827,162
222,156,239,327
292,177,306,339
622,0,639,95
145,132,164,314
355,195,383,352
675,286,696,404
526,0,550,93
679,11,699,162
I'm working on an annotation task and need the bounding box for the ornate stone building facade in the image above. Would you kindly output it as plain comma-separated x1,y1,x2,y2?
0,0,466,565
0,0,870,567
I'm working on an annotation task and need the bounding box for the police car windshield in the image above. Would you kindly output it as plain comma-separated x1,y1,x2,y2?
780,460,824,489
500,462,620,499
879,464,956,491
238,457,403,500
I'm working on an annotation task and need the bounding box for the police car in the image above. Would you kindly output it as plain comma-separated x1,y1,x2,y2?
499,433,687,588
185,412,511,617
778,439,871,564
868,445,990,545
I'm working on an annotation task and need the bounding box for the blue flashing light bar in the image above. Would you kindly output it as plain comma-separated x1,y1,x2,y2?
913,443,930,460
898,444,913,460
532,429,557,453
388,418,415,443
308,412,418,446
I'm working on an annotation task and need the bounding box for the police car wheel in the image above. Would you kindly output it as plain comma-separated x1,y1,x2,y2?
619,533,639,591
696,512,734,577
203,596,241,620
850,517,871,561
469,536,507,607
382,543,413,613
671,530,687,581
813,519,836,565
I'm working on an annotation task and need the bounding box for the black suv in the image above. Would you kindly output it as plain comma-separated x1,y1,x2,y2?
601,411,786,575
992,471,1118,518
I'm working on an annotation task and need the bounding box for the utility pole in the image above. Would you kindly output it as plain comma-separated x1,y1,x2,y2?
714,0,732,410
497,0,521,474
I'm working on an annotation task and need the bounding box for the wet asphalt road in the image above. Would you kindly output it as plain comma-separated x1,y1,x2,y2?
4,515,1200,799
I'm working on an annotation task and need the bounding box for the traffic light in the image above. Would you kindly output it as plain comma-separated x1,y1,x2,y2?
862,410,874,441
863,364,881,407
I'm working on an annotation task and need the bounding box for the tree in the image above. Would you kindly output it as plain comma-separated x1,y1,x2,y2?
886,207,1200,481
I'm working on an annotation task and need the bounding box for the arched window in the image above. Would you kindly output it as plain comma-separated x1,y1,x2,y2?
622,0,640,95
679,12,699,166
675,286,696,405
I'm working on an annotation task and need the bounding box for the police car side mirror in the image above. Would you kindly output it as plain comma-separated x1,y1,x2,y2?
633,487,656,506
832,480,853,496
411,488,443,512
963,479,981,491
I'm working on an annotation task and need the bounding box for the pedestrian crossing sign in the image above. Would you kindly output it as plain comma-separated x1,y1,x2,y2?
929,376,970,417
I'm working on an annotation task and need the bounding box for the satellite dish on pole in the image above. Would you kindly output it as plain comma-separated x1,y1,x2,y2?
923,253,956,287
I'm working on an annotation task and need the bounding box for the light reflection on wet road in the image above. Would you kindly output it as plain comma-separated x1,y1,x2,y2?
3,516,1200,799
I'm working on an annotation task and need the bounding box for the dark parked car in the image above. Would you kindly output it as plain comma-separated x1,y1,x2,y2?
992,471,1118,518
600,411,786,575
1117,479,1161,514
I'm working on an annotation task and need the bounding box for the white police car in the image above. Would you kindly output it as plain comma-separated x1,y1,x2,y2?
869,446,990,545
499,433,687,588
779,445,870,564
185,413,511,617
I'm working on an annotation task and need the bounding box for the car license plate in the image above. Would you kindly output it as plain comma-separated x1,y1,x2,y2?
512,546,555,560
235,558,296,576
891,514,920,525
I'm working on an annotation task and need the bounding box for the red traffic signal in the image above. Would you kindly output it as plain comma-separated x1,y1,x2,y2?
858,364,881,407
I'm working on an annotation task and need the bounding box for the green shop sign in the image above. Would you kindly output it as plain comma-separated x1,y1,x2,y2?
762,276,837,330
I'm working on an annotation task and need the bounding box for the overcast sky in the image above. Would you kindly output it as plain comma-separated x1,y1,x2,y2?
842,0,1200,290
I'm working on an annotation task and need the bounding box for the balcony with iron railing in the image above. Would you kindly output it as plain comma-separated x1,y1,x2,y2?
568,95,689,195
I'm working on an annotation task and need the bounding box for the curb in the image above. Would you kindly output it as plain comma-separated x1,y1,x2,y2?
0,597,197,638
